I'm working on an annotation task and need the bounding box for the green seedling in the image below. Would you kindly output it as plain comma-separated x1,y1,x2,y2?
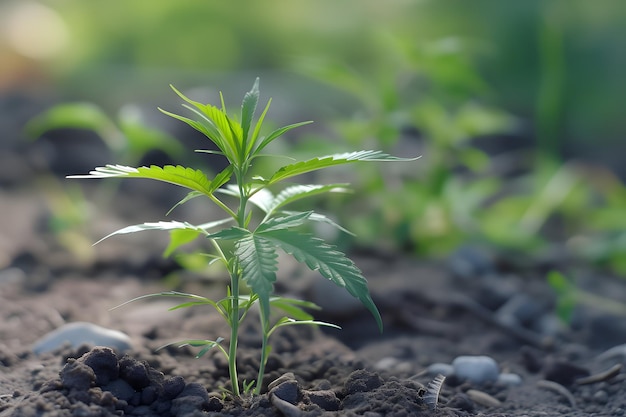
69,78,417,396
26,99,186,262
547,270,626,325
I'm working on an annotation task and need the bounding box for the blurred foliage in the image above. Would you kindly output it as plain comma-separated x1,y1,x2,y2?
7,0,621,154
7,0,626,274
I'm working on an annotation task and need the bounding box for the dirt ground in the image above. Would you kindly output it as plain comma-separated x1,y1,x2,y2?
1,184,626,417
2,95,626,416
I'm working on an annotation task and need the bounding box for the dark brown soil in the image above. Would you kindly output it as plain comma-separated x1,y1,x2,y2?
2,185,626,417
2,95,626,416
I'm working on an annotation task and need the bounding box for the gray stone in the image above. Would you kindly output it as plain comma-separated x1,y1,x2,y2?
452,355,499,384
497,372,522,386
270,394,302,417
32,322,132,355
427,362,454,377
270,380,300,404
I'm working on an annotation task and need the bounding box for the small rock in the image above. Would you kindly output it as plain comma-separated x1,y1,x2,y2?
162,376,186,400
495,294,546,327
446,392,475,412
59,359,96,390
305,389,340,411
589,314,626,349
593,390,608,405
344,369,382,394
543,359,589,386
171,382,211,416
466,389,502,408
118,357,150,390
268,372,296,391
32,322,132,355
373,357,412,373
497,372,522,386
80,347,119,385
447,246,494,280
427,363,454,377
270,380,300,404
271,394,302,417
452,355,499,384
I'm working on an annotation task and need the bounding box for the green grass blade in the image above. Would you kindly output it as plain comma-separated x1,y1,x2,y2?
259,229,383,331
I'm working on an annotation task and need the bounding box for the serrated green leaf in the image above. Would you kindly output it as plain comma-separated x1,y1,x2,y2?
208,226,250,241
258,229,382,331
256,211,312,233
268,318,340,338
161,85,241,163
267,151,419,185
164,228,202,258
265,184,350,215
68,165,218,197
94,220,204,245
235,234,278,325
248,188,275,213
269,299,315,321
241,78,259,151
281,210,355,236
166,191,204,216
95,218,233,246
159,107,225,152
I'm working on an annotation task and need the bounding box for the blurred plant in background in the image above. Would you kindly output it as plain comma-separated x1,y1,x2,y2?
2,0,626,275
24,102,185,263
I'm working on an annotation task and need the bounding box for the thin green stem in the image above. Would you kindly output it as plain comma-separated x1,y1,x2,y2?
228,267,241,397
226,164,250,397
254,312,270,395
208,193,238,220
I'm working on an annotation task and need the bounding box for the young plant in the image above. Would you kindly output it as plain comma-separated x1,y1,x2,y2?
69,79,416,396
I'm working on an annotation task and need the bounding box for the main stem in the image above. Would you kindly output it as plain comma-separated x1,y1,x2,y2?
228,268,241,397
254,312,270,395
228,166,249,397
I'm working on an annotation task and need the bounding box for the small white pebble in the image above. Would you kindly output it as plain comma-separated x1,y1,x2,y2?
427,363,454,377
452,355,499,384
32,322,132,354
497,372,523,386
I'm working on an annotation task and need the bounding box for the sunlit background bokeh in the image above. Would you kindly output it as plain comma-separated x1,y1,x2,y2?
2,0,626,268
2,0,625,156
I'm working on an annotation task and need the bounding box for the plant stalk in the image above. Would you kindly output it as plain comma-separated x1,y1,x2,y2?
254,311,270,395
228,268,241,397
227,165,250,397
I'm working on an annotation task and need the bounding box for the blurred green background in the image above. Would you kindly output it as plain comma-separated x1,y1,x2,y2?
2,0,625,270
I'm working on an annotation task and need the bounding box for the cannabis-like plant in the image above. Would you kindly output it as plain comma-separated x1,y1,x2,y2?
69,79,416,396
